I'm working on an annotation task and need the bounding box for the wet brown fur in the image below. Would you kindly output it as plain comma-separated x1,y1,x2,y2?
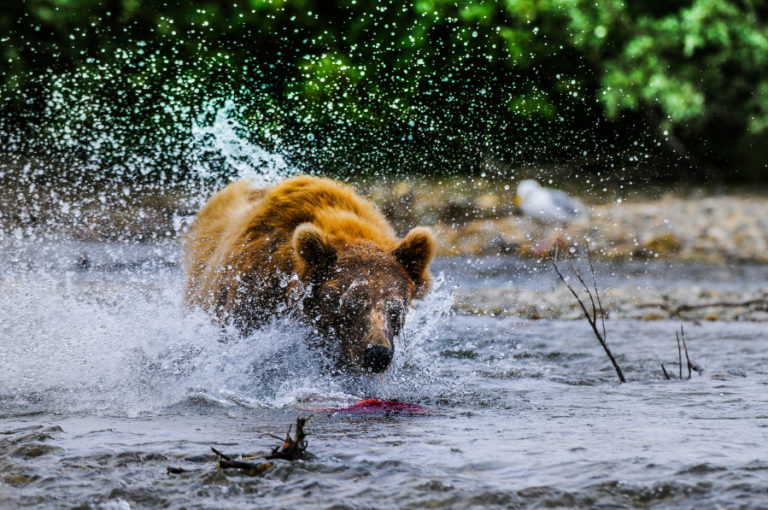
183,176,434,370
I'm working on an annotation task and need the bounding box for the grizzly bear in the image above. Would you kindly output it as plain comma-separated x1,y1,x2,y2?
183,176,435,373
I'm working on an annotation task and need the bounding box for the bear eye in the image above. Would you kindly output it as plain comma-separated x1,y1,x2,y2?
342,295,366,317
323,287,341,304
385,299,405,334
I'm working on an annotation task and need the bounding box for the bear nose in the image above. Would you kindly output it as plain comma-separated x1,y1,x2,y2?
363,345,393,372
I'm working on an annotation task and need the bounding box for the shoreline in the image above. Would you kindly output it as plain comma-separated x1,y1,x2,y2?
3,178,768,322
3,179,768,264
364,181,768,264
453,283,768,322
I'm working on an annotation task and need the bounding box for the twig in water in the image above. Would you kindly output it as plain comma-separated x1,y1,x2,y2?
211,447,273,476
679,324,703,376
265,415,311,461
681,324,690,379
552,245,626,383
210,415,311,476
210,447,232,461
662,324,704,380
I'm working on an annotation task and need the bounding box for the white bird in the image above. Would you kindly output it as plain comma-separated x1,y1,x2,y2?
514,179,586,225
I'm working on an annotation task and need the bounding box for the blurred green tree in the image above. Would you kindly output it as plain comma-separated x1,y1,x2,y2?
1,0,767,179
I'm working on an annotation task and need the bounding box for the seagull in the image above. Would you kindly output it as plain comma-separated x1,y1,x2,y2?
513,179,587,256
514,179,586,225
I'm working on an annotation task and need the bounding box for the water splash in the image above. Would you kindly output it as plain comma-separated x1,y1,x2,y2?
0,247,454,417
0,85,297,245
0,63,451,418
191,99,293,188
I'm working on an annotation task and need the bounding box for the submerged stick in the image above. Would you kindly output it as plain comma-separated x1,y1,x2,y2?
688,360,704,374
220,458,272,476
679,324,704,376
663,324,703,381
211,447,272,476
266,415,311,461
210,416,310,477
210,447,233,461
552,246,626,383
680,325,691,379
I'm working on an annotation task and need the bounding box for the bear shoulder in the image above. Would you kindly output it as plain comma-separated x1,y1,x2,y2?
246,175,398,249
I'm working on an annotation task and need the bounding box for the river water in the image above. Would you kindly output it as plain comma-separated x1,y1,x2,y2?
2,239,767,509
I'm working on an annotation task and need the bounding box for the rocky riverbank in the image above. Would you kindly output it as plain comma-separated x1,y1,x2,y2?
365,180,768,264
4,177,768,321
435,195,768,263
454,283,768,322
4,177,766,265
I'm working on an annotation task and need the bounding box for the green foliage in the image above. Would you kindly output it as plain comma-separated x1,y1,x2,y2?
561,0,768,135
2,0,768,177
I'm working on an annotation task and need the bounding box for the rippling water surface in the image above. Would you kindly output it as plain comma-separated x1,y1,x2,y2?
2,241,768,509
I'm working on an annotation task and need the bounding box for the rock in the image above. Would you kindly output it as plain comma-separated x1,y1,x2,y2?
475,192,500,211
11,443,63,458
643,233,682,257
3,474,38,486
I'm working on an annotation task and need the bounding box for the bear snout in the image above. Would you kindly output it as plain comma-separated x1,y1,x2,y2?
363,345,393,373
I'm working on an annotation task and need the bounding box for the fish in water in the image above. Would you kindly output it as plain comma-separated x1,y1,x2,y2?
307,398,433,415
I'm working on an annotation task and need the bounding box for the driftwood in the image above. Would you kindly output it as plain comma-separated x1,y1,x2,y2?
211,447,272,476
552,245,626,383
636,297,768,318
209,416,310,476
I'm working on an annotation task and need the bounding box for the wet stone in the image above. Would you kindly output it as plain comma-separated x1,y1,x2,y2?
11,443,63,458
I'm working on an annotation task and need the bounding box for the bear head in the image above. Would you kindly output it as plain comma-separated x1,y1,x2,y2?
292,223,434,373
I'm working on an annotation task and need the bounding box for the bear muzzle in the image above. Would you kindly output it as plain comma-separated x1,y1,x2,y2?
358,309,396,372
363,345,393,372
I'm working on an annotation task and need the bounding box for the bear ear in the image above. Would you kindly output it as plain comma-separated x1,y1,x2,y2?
293,223,337,274
393,227,435,288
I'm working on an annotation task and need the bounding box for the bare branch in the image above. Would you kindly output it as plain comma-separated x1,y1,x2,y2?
679,324,703,375
586,243,607,342
210,416,311,477
552,258,594,326
569,257,598,324
680,325,691,379
265,415,310,461
552,248,626,383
